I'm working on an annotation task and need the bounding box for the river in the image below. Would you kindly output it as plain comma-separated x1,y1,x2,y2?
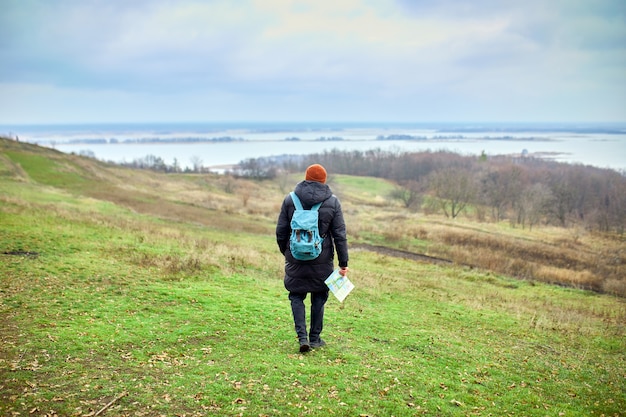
3,122,625,172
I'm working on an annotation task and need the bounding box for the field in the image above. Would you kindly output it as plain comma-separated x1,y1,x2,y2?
1,137,624,416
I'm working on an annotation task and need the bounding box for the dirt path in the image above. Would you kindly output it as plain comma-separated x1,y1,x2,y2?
351,243,453,265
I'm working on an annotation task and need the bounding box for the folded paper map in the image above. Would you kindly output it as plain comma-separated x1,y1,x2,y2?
325,269,355,302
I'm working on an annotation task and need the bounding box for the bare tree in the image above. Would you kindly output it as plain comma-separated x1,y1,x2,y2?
392,180,425,209
588,171,626,233
171,158,181,173
239,182,254,207
546,168,583,227
220,175,236,194
481,164,524,222
429,167,477,219
190,155,203,173
516,183,552,230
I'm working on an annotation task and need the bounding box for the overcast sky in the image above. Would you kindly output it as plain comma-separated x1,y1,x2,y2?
1,0,625,125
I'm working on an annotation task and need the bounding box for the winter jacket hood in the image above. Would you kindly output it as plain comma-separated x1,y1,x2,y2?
294,180,333,207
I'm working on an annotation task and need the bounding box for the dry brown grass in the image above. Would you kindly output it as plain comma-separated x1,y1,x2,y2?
434,225,624,295
344,204,625,297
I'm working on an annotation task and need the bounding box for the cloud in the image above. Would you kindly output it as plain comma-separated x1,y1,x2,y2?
0,0,624,123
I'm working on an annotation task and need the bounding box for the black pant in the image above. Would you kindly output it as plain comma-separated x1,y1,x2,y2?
289,291,329,344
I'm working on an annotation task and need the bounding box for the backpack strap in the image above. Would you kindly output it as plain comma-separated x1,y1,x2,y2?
290,192,322,211
290,192,303,210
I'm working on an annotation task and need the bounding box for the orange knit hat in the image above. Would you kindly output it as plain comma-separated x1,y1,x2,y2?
305,164,327,184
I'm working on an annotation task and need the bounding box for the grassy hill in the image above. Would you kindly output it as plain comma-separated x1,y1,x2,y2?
1,137,624,416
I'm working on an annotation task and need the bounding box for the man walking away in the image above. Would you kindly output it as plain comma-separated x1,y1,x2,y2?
276,164,349,353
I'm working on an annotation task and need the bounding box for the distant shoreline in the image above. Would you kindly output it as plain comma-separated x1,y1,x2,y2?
2,122,623,172
31,135,561,146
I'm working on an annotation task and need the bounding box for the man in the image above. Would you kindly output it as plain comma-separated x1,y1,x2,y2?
276,164,349,353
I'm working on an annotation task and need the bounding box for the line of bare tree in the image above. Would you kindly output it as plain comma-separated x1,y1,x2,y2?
237,149,626,234
113,154,211,173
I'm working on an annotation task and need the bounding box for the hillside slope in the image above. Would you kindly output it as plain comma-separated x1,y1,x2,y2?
2,137,624,296
1,137,624,416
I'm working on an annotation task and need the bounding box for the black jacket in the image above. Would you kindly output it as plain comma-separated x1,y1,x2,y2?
276,180,349,293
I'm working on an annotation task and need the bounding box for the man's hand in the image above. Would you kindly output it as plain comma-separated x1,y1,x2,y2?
339,267,349,276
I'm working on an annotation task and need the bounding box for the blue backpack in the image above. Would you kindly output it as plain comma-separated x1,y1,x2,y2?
289,192,324,261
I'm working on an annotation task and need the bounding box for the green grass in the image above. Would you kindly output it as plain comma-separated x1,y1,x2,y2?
332,174,398,205
4,151,91,190
1,138,624,416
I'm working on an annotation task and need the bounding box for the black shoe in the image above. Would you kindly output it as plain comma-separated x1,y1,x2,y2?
310,339,326,349
299,343,311,353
